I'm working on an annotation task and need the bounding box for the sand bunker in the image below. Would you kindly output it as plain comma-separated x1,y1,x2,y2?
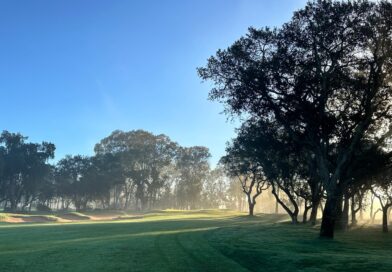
0,211,144,224
3,215,60,223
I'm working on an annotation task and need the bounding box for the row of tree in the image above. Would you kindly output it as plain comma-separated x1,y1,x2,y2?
0,127,389,234
199,0,392,238
0,130,237,213
220,119,392,230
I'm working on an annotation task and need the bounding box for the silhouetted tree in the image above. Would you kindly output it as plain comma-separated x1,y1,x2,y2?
0,131,55,211
199,0,392,238
221,148,268,216
371,182,392,233
340,141,392,229
55,155,93,211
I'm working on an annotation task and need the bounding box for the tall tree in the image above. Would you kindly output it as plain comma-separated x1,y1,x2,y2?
55,155,93,211
371,180,392,233
94,130,178,210
175,146,210,209
202,167,229,209
199,0,392,238
0,131,55,211
221,147,269,216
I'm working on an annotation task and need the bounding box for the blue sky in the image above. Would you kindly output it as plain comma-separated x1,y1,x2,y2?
0,0,307,165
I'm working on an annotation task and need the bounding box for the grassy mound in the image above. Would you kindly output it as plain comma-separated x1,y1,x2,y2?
56,212,91,221
11,215,59,223
115,215,144,220
0,213,9,222
0,213,59,223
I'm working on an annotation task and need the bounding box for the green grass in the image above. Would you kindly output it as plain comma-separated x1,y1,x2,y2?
0,210,390,271
0,212,9,221
56,211,91,220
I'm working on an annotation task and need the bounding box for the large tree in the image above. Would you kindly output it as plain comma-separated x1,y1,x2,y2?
199,0,392,238
0,131,55,211
224,119,309,222
175,146,210,209
202,167,229,209
94,130,178,210
221,144,269,216
371,178,392,233
55,155,94,211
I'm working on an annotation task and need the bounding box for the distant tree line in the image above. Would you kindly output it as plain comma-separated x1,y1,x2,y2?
0,130,238,213
199,0,392,238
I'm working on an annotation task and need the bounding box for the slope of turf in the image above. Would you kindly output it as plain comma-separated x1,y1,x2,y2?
0,210,390,272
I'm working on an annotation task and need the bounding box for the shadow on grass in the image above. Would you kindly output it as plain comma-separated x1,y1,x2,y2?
0,211,391,272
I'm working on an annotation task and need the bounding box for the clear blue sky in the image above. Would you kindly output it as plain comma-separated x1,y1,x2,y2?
0,0,307,165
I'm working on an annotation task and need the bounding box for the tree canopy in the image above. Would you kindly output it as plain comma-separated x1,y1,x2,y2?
199,0,392,238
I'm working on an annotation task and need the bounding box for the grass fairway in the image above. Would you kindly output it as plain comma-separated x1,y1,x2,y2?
0,210,391,272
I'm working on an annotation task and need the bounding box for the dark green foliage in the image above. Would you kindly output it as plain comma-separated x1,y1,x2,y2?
0,129,216,212
0,131,55,211
36,203,52,212
199,0,392,238
94,130,180,210
55,155,96,211
41,130,214,211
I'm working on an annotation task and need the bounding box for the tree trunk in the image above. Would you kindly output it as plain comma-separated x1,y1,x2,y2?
275,187,279,214
334,195,343,229
382,207,388,233
248,203,255,216
337,196,349,231
351,209,357,226
291,213,298,224
370,195,375,222
309,198,320,225
10,199,17,212
303,205,311,223
271,184,298,224
3,200,8,211
320,195,339,238
351,196,357,227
